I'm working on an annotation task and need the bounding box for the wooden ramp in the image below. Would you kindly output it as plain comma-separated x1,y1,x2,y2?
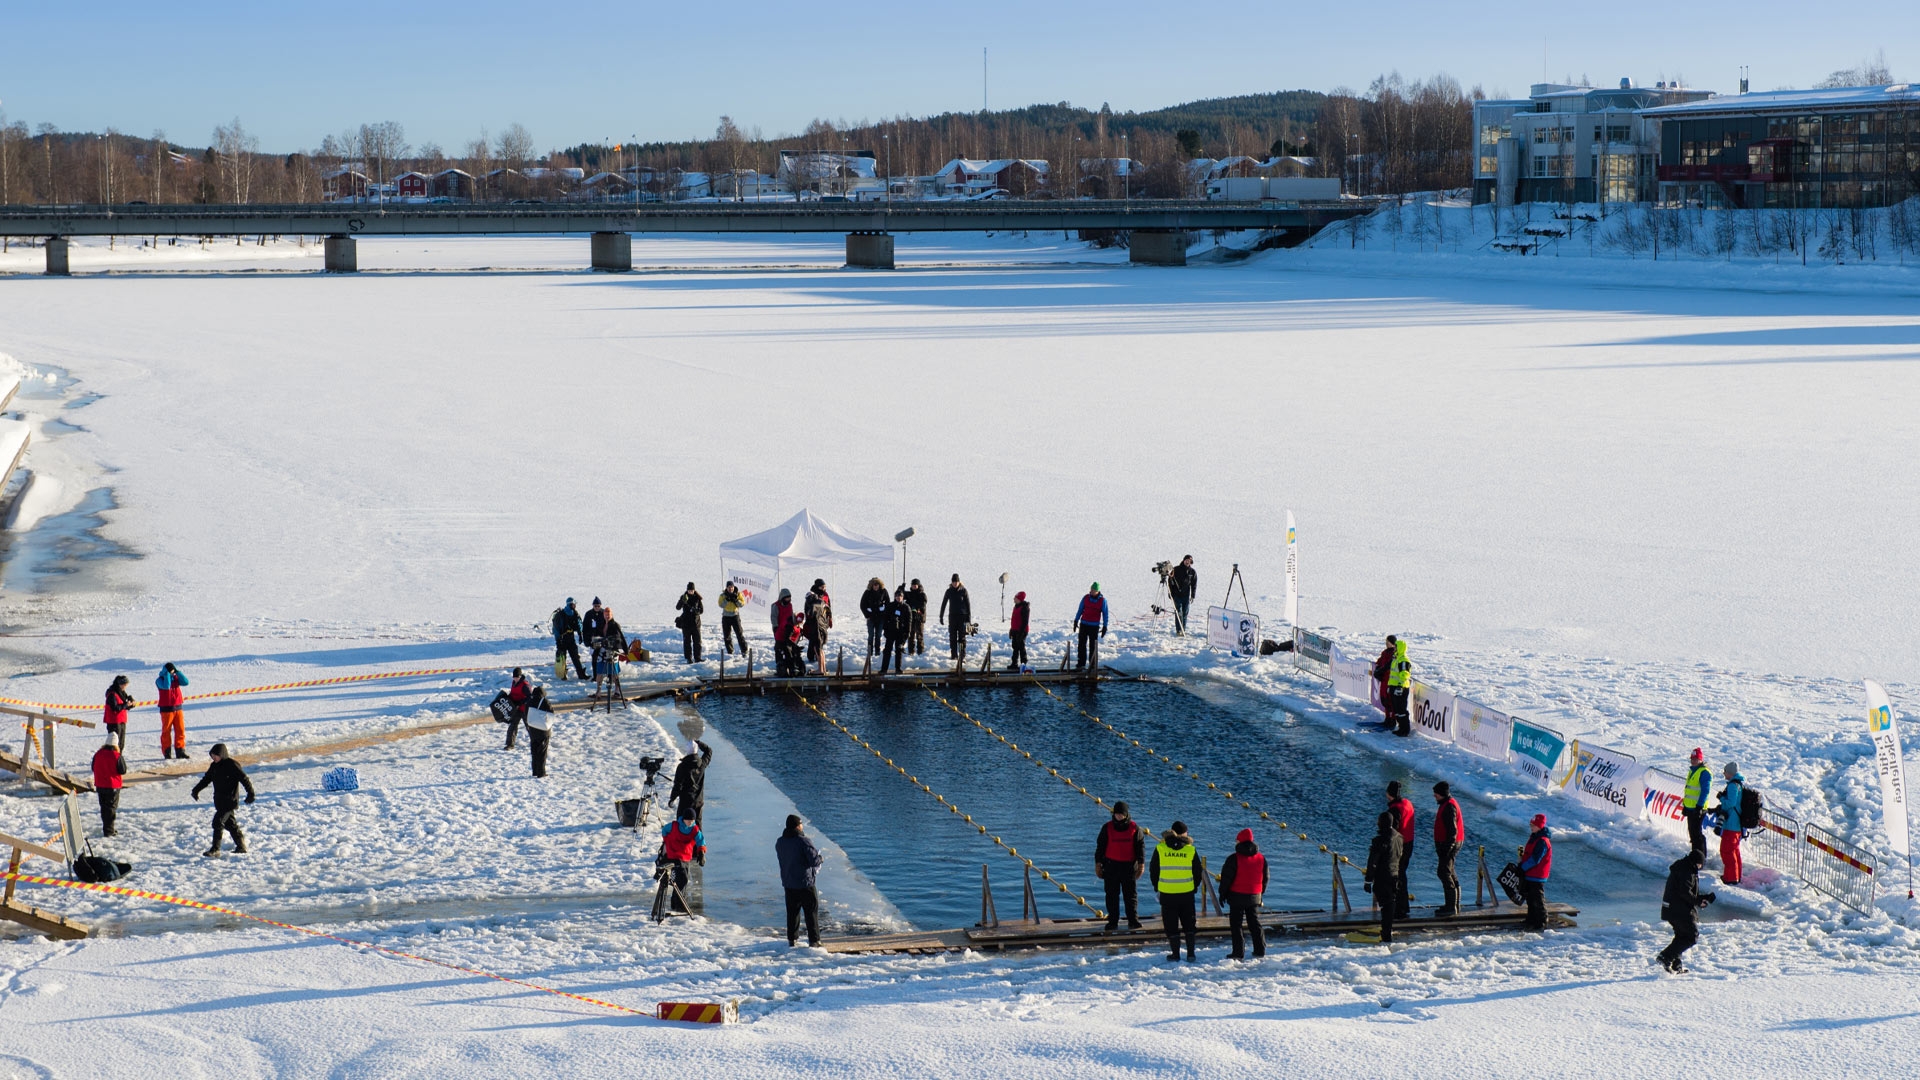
822,903,1579,956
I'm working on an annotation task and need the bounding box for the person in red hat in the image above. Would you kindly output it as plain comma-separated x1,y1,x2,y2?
1518,813,1553,930
1218,827,1268,959
1006,590,1031,670
1682,748,1713,860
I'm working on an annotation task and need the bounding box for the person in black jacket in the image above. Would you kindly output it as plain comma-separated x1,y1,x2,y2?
552,599,586,680
1093,802,1147,933
939,574,972,662
1657,852,1715,972
859,577,889,660
775,814,826,947
905,579,929,654
803,580,833,672
1363,811,1404,943
668,740,713,825
675,583,705,663
878,587,911,674
191,743,256,858
1169,555,1198,635
581,598,608,649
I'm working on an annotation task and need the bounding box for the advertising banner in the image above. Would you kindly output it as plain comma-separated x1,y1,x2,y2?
1866,680,1910,858
1206,606,1261,657
723,565,775,610
1557,739,1640,817
1282,510,1299,627
1410,681,1454,744
1509,719,1566,788
1329,645,1377,708
1641,766,1690,839
1293,628,1333,667
1452,697,1512,763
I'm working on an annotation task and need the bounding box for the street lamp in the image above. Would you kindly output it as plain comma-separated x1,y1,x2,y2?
1120,134,1129,200
1347,133,1359,196
895,527,916,587
883,131,891,204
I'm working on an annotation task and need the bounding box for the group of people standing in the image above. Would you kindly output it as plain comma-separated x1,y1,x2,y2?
1359,780,1549,942
1092,803,1272,961
93,662,256,856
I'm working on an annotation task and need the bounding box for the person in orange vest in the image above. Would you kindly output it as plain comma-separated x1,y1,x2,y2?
103,675,133,752
155,663,190,760
1218,827,1268,959
91,738,126,836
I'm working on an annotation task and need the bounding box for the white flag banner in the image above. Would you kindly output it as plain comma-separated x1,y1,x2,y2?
1557,739,1640,818
1329,645,1376,705
1206,606,1261,657
723,565,775,610
1867,680,1910,858
1410,680,1454,744
1282,511,1299,627
1640,766,1691,839
1452,696,1513,763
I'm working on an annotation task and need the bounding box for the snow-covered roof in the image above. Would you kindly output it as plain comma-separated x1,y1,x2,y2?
1642,84,1918,116
392,171,429,181
934,158,1049,179
433,169,474,179
581,171,631,186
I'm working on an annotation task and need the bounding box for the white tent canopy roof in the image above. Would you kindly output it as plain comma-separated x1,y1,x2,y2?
718,509,893,573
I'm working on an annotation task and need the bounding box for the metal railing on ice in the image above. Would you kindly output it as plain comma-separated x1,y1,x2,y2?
1292,628,1333,680
1747,808,1877,915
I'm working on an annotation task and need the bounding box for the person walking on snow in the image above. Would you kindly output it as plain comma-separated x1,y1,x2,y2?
718,582,748,656
656,806,706,914
552,598,586,680
1169,555,1198,636
669,740,713,826
1683,748,1713,861
675,583,705,663
771,589,800,677
91,739,126,837
103,675,133,752
1432,781,1465,916
1006,591,1031,670
878,587,911,674
905,579,929,655
1519,813,1553,930
939,575,972,662
804,580,833,673
1386,781,1416,918
1363,811,1404,944
1149,821,1201,962
1219,827,1268,959
497,667,533,749
1094,801,1146,933
1716,764,1748,886
191,743,256,858
1073,584,1109,672
860,577,889,660
155,663,190,759
523,685,554,778
776,814,825,947
1657,851,1715,973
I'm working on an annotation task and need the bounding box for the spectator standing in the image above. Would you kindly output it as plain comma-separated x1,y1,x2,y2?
154,662,190,760
879,587,911,674
718,582,748,656
91,739,126,837
191,743,256,858
771,589,799,676
1386,781,1415,918
594,609,627,690
1432,781,1464,916
1218,827,1268,960
1149,821,1201,962
675,583,705,664
1006,591,1031,670
1363,811,1404,944
1519,813,1553,930
775,814,826,947
1384,638,1413,736
939,575,972,662
1372,636,1397,718
1073,584,1109,672
1682,748,1713,860
1716,764,1747,886
1169,555,1198,636
905,579,929,655
103,676,133,752
859,577,889,660
498,667,532,750
524,687,554,777
804,580,833,673
552,598,586,680
1093,802,1146,933
581,598,608,649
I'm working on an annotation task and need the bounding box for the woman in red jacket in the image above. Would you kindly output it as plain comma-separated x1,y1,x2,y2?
1006,591,1031,671
91,739,127,836
103,675,133,752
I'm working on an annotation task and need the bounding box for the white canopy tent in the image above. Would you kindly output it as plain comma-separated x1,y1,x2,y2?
718,509,894,610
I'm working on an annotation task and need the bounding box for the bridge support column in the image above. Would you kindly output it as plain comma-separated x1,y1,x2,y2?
323,235,357,273
1128,230,1188,266
845,232,894,270
44,238,70,276
590,231,632,272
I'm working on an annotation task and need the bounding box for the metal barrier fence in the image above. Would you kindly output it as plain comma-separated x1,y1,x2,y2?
1744,808,1878,914
1746,809,1803,879
1292,628,1333,680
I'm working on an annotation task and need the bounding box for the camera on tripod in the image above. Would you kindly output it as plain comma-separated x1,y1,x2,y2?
640,756,667,785
965,622,980,636
1151,560,1173,584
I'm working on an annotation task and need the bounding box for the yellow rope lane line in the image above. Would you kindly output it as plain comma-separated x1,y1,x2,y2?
920,683,1144,827
1026,677,1358,869
790,692,1106,920
0,665,509,712
0,871,649,1018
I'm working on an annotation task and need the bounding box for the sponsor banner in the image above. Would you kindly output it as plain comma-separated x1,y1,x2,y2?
1282,511,1299,627
1410,681,1454,744
1329,645,1378,709
1509,719,1566,788
1293,628,1332,667
723,565,774,610
1557,739,1640,817
1206,606,1261,657
1866,680,1910,858
1452,697,1512,763
1641,766,1690,838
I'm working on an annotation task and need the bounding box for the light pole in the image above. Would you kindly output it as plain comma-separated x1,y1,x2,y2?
1120,134,1129,200
883,131,891,203
1347,133,1359,196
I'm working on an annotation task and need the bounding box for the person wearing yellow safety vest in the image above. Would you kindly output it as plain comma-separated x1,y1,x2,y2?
1682,748,1713,860
1149,821,1203,962
1385,637,1413,737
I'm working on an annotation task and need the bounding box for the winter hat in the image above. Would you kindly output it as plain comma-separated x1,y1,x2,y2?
1236,828,1254,844
209,743,230,759
1433,781,1450,798
1690,748,1705,763
951,573,960,583
1386,634,1397,645
1111,800,1129,816
1530,813,1548,829
1386,780,1402,798
1014,591,1026,601
592,597,601,605
813,578,826,589
1376,811,1393,834
679,804,697,821
1170,820,1188,836
1090,582,1100,591
786,814,802,830
686,581,696,591
911,578,921,587
779,588,792,599
512,667,524,678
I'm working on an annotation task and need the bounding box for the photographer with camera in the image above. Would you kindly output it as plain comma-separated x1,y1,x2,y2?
675,583,705,664
656,805,706,916
1169,556,1198,636
1073,583,1109,672
940,574,972,662
1657,851,1716,973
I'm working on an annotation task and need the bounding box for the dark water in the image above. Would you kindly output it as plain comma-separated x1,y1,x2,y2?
698,680,1667,931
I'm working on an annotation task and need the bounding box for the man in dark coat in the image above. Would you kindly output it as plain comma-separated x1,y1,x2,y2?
668,740,714,825
1093,801,1146,933
939,574,972,662
1386,781,1416,918
859,577,889,660
1657,851,1715,972
1169,555,1198,635
804,580,833,673
1363,811,1404,943
775,814,826,947
191,743,256,858
879,587,911,674
581,598,608,648
1218,827,1269,959
905,579,929,654
675,583,705,663
552,598,586,680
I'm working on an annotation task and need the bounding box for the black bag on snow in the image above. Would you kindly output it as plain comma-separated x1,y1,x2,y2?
1739,787,1763,831
1497,862,1524,904
490,698,513,724
74,855,131,883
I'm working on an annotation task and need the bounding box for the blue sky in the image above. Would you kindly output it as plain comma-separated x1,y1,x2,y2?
1,1,1909,152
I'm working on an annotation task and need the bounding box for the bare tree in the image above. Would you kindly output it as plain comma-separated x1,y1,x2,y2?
494,123,534,169
358,120,407,191
1815,50,1894,88
212,117,259,202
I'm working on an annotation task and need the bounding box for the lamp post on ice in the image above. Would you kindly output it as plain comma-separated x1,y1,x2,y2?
895,527,915,588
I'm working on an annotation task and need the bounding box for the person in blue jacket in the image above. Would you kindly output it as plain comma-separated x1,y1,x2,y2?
1716,764,1747,886
1518,813,1553,930
1073,583,1109,672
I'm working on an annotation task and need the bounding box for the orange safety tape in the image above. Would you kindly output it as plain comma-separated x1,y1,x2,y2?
0,871,650,1018
0,666,508,713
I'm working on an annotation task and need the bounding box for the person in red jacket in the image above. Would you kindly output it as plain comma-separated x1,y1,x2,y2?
1093,802,1146,933
1372,636,1397,718
1218,827,1269,959
656,806,707,915
499,668,532,750
1005,591,1031,671
1386,781,1416,917
155,662,190,759
91,739,127,836
1519,813,1553,930
1432,781,1465,916
771,589,800,677
103,675,133,752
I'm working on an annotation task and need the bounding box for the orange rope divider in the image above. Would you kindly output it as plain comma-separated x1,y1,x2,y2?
0,665,509,712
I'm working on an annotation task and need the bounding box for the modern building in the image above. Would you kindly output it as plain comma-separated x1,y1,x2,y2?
1473,80,1712,205
776,150,877,196
1644,84,1920,208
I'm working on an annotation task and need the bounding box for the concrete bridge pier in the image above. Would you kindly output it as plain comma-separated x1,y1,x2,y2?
1129,230,1188,266
323,235,357,273
590,231,632,272
846,232,894,269
44,238,70,276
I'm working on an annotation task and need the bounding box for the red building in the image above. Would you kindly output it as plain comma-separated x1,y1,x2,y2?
393,171,429,198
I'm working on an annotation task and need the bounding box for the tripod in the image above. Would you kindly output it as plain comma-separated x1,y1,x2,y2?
1221,563,1251,612
593,639,629,713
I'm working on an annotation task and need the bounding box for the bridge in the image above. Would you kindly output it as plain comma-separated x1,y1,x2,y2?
0,199,1374,272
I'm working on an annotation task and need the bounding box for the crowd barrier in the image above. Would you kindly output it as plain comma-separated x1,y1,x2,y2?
1299,629,1881,914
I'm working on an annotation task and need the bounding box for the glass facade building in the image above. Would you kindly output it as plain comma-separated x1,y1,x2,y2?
1644,85,1920,208
1472,81,1712,206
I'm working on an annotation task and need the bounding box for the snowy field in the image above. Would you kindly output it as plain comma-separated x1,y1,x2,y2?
3,228,1920,1076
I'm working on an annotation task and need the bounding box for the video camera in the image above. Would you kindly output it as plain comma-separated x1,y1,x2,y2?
1151,560,1173,584
640,755,667,786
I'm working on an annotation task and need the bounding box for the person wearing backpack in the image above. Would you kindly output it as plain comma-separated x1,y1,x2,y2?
1682,748,1713,860
91,738,127,836
1716,764,1750,886
1657,851,1716,973
552,599,586,680
155,663,190,759
675,583,705,664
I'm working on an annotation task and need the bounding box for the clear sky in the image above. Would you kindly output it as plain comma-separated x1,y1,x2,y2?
1,0,1910,153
